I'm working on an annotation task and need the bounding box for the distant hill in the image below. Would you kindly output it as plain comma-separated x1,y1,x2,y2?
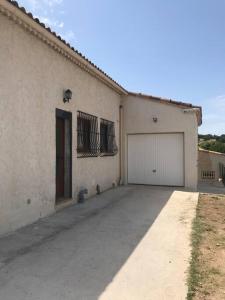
199,134,225,154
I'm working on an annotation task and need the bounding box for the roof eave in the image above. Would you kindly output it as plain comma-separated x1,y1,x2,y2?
128,92,202,126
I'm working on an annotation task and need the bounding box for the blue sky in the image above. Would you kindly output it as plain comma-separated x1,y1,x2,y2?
17,0,225,134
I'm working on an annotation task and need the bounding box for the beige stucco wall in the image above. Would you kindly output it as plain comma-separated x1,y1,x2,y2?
122,95,199,190
0,13,121,235
0,2,201,236
198,149,225,182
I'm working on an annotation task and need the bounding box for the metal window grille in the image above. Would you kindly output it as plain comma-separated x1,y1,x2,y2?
100,119,118,155
201,170,215,180
77,111,99,157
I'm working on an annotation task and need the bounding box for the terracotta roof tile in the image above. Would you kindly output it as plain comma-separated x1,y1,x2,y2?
6,0,126,93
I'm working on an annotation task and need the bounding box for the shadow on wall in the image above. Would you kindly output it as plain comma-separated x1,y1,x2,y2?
0,185,174,300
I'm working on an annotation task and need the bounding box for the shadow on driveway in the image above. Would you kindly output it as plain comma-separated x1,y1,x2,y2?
0,185,182,300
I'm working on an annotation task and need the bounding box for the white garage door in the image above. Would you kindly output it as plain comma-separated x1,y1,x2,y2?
128,133,184,186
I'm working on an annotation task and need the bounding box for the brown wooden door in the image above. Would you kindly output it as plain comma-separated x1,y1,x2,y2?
56,117,65,199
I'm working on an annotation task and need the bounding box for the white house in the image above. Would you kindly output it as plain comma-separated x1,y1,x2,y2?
0,0,202,235
198,148,225,183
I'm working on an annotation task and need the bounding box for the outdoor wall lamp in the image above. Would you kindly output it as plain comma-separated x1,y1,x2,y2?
63,89,72,103
153,117,158,123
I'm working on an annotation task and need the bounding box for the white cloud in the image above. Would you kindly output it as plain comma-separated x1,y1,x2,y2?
38,16,64,29
23,0,63,10
216,95,225,101
60,30,76,43
203,113,218,121
42,0,63,7
58,21,64,28
213,95,225,110
18,0,76,45
24,0,39,11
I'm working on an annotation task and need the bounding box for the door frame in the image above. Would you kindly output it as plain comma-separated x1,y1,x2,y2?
56,108,72,201
126,132,185,187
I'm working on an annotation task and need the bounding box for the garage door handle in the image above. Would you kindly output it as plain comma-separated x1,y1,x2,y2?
152,169,156,173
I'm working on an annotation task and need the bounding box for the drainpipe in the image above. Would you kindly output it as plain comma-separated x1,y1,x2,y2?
119,103,123,185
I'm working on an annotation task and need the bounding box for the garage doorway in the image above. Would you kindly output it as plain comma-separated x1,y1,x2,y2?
56,109,72,203
127,133,184,186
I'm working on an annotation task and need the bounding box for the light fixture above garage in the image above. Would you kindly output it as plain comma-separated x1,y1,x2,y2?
63,89,72,103
153,117,158,123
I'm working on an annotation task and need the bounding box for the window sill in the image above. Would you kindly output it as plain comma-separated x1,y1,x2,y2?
76,152,117,158
100,153,117,157
77,154,98,158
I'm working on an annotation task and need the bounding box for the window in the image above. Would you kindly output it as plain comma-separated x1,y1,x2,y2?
77,111,98,157
100,119,118,155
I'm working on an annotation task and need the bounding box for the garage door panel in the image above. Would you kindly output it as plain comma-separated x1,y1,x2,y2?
128,135,156,185
154,134,183,186
128,133,184,186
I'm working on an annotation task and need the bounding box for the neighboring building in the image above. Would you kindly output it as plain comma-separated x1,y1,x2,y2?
198,148,225,183
0,0,202,235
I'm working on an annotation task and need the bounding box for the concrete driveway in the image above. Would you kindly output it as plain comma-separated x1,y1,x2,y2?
0,186,198,300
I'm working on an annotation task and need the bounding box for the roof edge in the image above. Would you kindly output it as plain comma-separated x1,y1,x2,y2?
128,91,202,126
1,0,128,95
